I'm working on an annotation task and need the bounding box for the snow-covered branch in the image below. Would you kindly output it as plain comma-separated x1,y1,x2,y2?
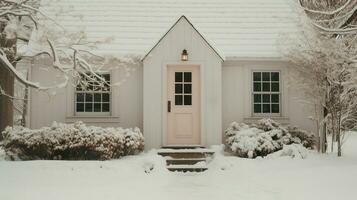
300,0,354,15
0,0,139,96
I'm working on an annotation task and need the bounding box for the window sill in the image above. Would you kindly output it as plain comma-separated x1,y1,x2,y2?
243,117,290,125
65,116,120,123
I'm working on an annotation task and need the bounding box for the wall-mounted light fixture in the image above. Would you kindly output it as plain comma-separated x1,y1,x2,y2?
181,49,188,61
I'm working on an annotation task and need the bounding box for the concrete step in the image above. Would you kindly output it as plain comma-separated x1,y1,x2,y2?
157,149,214,159
157,148,214,172
167,165,208,172
166,158,207,165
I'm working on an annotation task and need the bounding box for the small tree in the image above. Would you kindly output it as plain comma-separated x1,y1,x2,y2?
285,0,357,156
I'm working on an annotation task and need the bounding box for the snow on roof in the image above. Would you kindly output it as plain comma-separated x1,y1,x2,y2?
39,0,298,59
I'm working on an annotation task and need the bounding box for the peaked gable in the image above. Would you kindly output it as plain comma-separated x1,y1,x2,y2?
142,16,224,61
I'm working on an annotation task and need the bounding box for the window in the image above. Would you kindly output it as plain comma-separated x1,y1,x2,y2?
252,71,280,115
75,73,111,114
175,72,192,106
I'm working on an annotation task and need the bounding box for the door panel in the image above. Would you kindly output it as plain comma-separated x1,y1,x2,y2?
167,65,200,145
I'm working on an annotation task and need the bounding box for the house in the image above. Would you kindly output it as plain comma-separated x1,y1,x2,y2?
24,0,316,150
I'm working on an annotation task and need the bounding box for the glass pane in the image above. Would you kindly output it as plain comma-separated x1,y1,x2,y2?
271,83,279,92
184,84,192,94
175,72,183,82
103,84,110,91
88,83,94,91
76,85,84,91
262,72,270,81
184,95,192,105
263,83,270,92
85,103,93,112
102,93,110,102
102,74,110,81
184,72,192,82
85,93,93,102
76,93,84,102
272,104,279,113
253,94,261,103
253,83,261,92
93,85,101,91
271,72,279,81
76,103,84,112
263,104,270,113
253,72,261,82
263,94,270,103
254,104,261,113
175,84,183,94
272,94,279,103
94,94,101,102
94,103,101,112
102,103,110,112
175,95,183,105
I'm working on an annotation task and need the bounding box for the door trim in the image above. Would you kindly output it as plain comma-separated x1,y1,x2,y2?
162,62,205,147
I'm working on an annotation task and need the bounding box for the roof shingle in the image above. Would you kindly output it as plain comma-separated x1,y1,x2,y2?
39,0,298,59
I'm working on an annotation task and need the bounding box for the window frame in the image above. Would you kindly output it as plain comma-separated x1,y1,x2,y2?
74,72,112,117
251,70,282,117
174,71,193,106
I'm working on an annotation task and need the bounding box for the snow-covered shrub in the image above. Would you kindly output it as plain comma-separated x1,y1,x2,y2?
287,126,315,149
0,145,5,161
224,119,315,158
266,144,308,159
1,121,144,160
123,127,145,155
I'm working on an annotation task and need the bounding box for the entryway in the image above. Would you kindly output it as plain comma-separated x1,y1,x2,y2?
166,65,201,146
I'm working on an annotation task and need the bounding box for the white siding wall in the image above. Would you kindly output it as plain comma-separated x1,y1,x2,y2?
222,60,317,135
143,18,222,150
29,57,143,130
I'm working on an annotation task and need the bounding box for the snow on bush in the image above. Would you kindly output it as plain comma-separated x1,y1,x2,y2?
266,144,308,159
1,121,144,160
225,118,315,158
0,145,5,161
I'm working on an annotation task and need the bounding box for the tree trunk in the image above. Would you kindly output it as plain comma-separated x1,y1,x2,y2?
0,22,17,138
21,71,29,127
331,131,334,152
321,123,327,153
0,65,14,137
337,131,342,156
331,115,335,153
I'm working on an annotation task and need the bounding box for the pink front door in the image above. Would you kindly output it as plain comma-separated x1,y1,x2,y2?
167,65,201,146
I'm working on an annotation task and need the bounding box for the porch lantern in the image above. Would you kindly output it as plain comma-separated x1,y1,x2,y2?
181,49,188,61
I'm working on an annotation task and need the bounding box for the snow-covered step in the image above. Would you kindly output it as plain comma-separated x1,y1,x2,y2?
166,158,207,165
157,149,214,159
167,164,208,172
157,148,214,172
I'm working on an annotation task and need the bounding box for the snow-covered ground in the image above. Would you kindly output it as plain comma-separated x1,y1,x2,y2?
1,132,357,200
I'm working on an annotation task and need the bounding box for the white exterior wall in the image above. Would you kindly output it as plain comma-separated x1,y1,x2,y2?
222,60,317,135
143,17,222,150
28,57,143,130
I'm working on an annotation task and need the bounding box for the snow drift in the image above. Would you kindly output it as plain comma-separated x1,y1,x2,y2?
1,121,144,160
225,118,315,158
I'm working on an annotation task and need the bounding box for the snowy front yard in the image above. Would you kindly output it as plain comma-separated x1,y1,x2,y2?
1,133,357,200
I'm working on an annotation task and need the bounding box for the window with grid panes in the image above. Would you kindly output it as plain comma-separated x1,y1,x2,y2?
252,71,280,114
174,72,192,106
75,73,111,114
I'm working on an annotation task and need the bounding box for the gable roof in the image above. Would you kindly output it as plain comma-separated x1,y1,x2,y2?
39,0,298,59
141,15,224,61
